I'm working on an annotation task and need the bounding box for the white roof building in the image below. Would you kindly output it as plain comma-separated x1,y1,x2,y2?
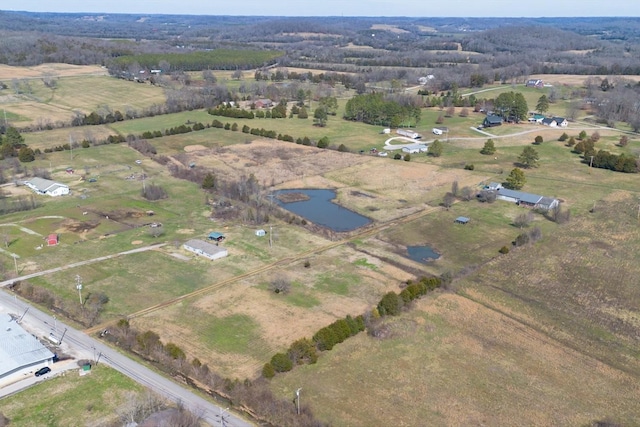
0,314,55,380
183,239,228,260
401,144,429,154
24,177,70,197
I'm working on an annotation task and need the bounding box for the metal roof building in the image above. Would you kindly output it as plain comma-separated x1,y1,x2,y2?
0,314,55,380
184,239,228,260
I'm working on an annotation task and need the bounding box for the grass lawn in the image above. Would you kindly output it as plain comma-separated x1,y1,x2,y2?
1,365,142,427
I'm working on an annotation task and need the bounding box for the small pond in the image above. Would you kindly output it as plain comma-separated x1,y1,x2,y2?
407,245,440,263
273,189,371,232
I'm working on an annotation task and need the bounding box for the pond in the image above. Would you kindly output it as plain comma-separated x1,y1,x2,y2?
273,189,371,232
406,245,440,263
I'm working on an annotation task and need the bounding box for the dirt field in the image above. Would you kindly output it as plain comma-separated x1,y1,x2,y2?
0,63,107,80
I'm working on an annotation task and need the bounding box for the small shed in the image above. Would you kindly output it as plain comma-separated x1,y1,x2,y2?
255,229,266,237
47,234,59,246
454,216,470,224
208,232,225,242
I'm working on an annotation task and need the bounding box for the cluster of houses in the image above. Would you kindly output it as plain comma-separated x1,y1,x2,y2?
482,113,568,128
527,115,568,127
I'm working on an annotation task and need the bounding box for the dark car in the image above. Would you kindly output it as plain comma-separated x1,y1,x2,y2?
35,367,51,377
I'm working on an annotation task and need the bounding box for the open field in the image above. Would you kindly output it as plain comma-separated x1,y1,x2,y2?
4,73,640,427
0,63,107,80
528,73,640,86
272,293,640,426
1,74,166,127
1,365,142,426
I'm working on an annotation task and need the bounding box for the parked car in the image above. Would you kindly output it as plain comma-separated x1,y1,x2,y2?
35,367,51,377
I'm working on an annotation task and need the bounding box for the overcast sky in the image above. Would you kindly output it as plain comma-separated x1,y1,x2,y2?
3,0,640,17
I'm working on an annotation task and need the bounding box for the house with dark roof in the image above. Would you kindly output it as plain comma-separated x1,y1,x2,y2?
526,79,544,88
483,115,503,127
552,117,568,127
541,117,557,127
496,188,559,210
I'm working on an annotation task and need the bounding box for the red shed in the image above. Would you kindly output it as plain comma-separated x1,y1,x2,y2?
47,234,59,246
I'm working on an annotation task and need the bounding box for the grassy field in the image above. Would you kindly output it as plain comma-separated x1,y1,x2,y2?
272,294,640,427
5,75,640,427
3,75,166,127
1,365,142,427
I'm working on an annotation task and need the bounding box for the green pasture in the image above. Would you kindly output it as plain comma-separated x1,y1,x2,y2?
29,250,215,320
1,365,142,427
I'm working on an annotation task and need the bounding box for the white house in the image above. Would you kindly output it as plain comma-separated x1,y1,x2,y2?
255,229,266,237
402,144,429,154
183,239,228,260
24,177,70,197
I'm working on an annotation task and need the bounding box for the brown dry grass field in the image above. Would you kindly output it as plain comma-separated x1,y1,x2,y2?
272,293,640,426
0,63,107,79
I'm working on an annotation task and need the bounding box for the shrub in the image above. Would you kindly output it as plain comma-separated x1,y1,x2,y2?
377,291,402,316
270,353,293,372
287,338,318,365
262,363,275,379
499,246,510,254
534,135,543,144
464,164,475,170
558,132,568,142
312,327,338,351
393,153,402,160
404,154,411,162
141,183,168,200
165,343,186,360
514,233,530,247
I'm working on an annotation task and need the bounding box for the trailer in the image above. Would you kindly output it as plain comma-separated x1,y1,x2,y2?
396,129,422,139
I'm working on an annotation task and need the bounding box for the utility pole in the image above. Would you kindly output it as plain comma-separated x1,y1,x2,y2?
75,275,83,307
269,225,273,249
12,253,18,274
295,388,302,415
589,155,594,173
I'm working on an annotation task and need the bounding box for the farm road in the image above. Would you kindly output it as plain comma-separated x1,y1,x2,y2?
0,243,167,288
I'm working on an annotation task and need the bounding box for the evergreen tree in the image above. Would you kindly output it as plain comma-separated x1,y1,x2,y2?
536,95,549,113
480,139,496,155
429,139,443,157
518,146,539,168
505,168,526,190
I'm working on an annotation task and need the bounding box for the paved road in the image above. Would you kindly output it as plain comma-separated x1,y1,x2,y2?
0,291,252,427
0,243,168,288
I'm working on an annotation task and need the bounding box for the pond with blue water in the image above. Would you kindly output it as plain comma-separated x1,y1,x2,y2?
406,245,441,263
274,189,371,232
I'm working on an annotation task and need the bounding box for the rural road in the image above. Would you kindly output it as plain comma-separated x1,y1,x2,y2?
0,243,168,288
0,290,253,427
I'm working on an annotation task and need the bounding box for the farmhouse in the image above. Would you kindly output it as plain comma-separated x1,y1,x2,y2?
254,98,273,109
541,117,568,127
402,144,429,154
496,188,559,210
541,117,557,127
526,79,544,88
183,239,228,260
0,314,55,381
24,177,70,197
483,115,503,127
